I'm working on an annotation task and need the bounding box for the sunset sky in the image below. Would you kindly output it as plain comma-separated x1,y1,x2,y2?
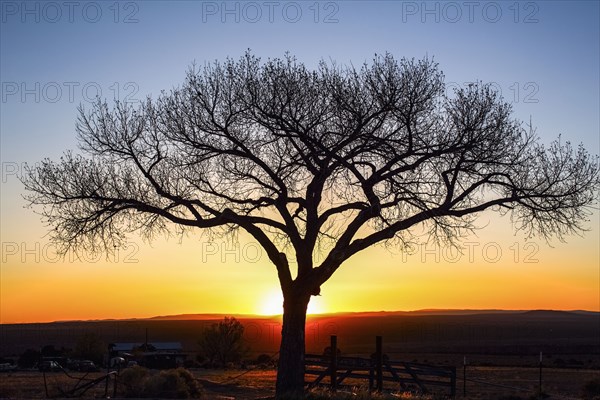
1,1,599,324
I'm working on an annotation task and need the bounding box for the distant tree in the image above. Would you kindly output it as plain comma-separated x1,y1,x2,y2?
41,344,68,358
73,332,105,365
198,317,247,366
18,348,40,368
22,52,599,397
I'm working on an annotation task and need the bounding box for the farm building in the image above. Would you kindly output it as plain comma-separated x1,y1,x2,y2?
110,342,186,369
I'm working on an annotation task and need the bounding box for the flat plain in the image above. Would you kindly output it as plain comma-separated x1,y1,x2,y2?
1,310,598,399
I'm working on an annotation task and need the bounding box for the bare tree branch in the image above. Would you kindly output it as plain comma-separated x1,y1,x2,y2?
21,51,599,398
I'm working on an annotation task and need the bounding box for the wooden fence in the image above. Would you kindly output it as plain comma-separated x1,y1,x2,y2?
43,367,118,398
305,336,456,397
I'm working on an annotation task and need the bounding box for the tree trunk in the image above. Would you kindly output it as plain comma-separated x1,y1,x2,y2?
275,291,310,399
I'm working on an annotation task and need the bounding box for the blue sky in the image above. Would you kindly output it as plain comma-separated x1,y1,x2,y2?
2,1,598,163
1,1,599,321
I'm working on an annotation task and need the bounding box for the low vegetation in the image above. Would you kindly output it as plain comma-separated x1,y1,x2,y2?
1,367,599,399
120,366,202,398
304,389,449,399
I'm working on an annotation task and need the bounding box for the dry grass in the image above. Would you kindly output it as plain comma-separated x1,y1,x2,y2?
1,367,598,399
0,371,112,398
304,388,449,399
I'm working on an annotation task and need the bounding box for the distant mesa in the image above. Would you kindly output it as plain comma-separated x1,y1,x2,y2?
125,309,598,322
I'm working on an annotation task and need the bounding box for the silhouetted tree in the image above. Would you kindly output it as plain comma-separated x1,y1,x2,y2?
41,344,67,358
22,52,599,397
18,349,40,368
73,332,105,365
198,317,247,367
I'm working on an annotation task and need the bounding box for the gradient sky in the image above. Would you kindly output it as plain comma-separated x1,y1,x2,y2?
1,1,599,323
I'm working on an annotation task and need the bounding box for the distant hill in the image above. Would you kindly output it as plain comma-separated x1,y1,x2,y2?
1,310,598,359
147,313,269,321
128,308,588,321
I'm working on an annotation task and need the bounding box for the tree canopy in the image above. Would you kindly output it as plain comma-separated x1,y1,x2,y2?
198,317,247,367
24,53,598,293
22,52,599,397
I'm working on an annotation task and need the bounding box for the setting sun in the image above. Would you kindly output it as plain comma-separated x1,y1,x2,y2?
258,289,326,316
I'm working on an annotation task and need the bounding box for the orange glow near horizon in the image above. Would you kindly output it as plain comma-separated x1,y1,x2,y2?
0,211,598,324
257,288,327,316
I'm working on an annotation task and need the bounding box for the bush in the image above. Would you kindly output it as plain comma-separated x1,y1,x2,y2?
73,332,105,366
18,348,40,368
120,365,150,397
119,366,202,398
144,368,202,398
171,368,202,397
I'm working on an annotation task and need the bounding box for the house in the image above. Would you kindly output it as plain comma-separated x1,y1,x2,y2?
110,342,186,369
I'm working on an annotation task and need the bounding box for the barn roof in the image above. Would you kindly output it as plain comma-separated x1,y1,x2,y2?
111,342,182,352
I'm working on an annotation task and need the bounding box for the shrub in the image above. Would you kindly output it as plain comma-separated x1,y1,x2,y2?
168,368,202,398
120,365,150,397
73,332,105,365
119,366,202,398
18,348,40,368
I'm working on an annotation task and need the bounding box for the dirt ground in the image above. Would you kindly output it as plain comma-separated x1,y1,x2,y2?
0,367,598,399
0,369,277,400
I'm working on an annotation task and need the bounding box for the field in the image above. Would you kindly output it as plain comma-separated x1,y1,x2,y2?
2,310,599,358
0,310,598,398
1,366,599,399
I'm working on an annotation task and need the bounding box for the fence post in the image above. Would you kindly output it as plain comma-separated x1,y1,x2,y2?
113,371,118,398
105,345,111,397
113,361,121,398
538,352,543,399
450,366,456,398
43,371,49,398
376,335,383,392
463,356,467,397
330,335,337,392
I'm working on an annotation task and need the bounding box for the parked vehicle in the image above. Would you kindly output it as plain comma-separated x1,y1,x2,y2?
38,360,61,372
0,363,16,372
73,360,99,372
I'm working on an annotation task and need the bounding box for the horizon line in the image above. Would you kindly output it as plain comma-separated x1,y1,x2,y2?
2,308,598,325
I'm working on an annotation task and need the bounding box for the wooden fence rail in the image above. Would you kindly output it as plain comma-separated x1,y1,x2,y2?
305,335,456,397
